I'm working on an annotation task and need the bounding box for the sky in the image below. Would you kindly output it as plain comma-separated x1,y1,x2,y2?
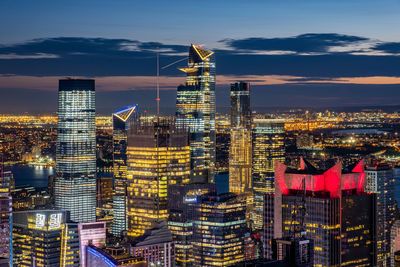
1,0,400,114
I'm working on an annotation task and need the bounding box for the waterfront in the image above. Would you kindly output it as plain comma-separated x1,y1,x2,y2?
6,164,112,188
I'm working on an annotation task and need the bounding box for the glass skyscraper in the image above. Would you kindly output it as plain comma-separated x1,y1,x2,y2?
176,44,216,183
230,82,251,130
252,119,285,230
126,119,190,237
192,193,246,266
55,79,96,223
366,164,395,267
229,82,252,195
111,105,138,237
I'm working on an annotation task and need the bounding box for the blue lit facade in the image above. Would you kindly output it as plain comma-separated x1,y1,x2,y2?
176,44,216,184
55,79,97,223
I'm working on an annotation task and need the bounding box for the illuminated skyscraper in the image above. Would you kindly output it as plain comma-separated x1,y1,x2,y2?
111,105,138,237
265,159,376,266
176,44,216,183
252,119,285,230
230,82,251,130
0,168,12,266
13,210,80,267
366,164,395,267
55,79,96,222
229,82,252,195
192,193,246,266
126,119,190,237
167,183,216,266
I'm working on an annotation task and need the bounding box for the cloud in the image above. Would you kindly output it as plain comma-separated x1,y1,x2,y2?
2,34,400,112
221,33,369,54
0,53,59,59
373,42,400,54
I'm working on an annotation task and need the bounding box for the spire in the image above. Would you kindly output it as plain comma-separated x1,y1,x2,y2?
113,106,137,122
190,44,214,61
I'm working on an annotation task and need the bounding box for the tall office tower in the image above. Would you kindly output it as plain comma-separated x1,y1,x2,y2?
55,79,96,222
229,82,252,195
230,82,251,129
167,183,216,266
13,210,80,267
252,119,285,230
112,106,138,237
130,221,175,267
0,168,12,266
192,193,246,267
265,159,376,266
176,44,216,183
366,164,395,267
127,119,190,237
78,221,107,267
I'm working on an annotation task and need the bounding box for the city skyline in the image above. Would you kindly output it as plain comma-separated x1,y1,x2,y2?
1,1,400,113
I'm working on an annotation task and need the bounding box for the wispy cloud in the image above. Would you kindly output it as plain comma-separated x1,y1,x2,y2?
0,53,59,59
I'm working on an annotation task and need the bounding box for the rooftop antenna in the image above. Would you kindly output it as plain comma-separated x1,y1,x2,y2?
156,48,160,118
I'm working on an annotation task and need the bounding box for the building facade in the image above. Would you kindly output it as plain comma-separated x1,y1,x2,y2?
78,221,107,267
366,164,396,267
130,221,174,267
126,119,190,237
266,159,376,266
112,106,138,237
0,169,12,266
55,79,97,222
229,83,252,194
13,210,79,267
86,245,146,267
167,183,216,266
192,193,246,266
176,44,216,183
252,119,285,230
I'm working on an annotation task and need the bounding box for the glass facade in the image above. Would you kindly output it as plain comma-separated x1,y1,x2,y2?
55,79,96,223
111,105,138,237
366,165,395,267
229,82,252,196
192,193,246,266
126,120,190,237
12,210,73,267
176,44,216,183
230,82,251,130
269,160,376,266
167,183,216,266
0,169,12,265
252,119,285,230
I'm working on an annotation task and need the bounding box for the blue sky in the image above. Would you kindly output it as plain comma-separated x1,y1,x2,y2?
1,0,400,113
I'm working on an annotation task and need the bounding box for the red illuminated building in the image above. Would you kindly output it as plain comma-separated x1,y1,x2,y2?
264,158,376,266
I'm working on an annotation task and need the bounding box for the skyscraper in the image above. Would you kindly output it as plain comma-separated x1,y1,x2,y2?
252,119,285,230
265,159,376,266
366,164,395,267
176,44,216,183
126,119,190,237
229,82,252,195
111,105,138,237
55,79,96,222
167,183,216,266
13,210,79,267
0,168,12,266
230,82,251,130
192,193,246,266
